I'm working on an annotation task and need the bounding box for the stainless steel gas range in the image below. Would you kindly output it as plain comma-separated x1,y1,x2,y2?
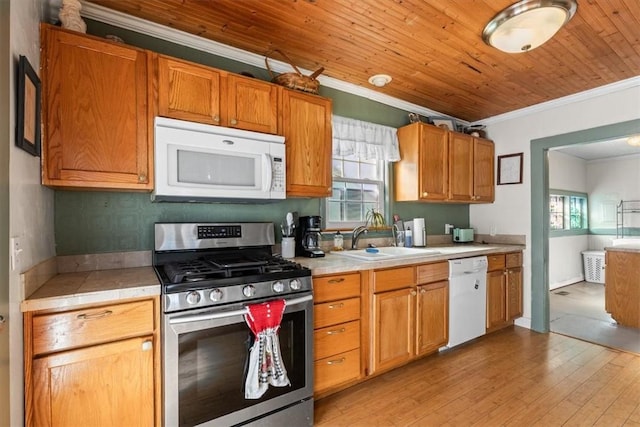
153,222,314,427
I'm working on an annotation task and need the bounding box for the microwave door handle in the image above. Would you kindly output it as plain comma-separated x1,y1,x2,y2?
262,153,273,192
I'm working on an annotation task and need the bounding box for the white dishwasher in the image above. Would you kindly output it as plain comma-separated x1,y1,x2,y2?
447,256,488,348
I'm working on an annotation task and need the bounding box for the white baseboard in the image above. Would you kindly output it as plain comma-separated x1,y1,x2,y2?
549,275,585,291
514,317,531,329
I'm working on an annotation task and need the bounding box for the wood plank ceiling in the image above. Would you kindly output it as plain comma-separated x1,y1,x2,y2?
86,0,640,122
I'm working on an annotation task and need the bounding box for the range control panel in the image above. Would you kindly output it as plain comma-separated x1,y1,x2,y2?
197,225,242,239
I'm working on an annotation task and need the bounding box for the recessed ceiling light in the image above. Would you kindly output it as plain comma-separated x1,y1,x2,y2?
368,74,392,87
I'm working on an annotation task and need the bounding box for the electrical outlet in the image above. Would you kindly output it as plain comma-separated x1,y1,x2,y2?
444,224,454,234
10,237,23,271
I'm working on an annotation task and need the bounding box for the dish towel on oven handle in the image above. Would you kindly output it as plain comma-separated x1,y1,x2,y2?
244,299,290,399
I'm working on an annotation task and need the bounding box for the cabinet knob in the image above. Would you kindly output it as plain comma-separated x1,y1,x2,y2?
410,290,417,296
213,115,220,123
141,340,153,351
326,328,346,335
422,192,429,197
327,357,346,365
328,302,344,309
230,118,238,125
327,278,345,284
138,173,147,182
420,288,426,294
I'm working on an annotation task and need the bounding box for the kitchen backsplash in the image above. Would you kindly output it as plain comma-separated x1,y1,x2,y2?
54,191,469,256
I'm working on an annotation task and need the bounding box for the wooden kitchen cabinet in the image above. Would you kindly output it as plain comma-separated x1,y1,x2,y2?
448,132,495,203
371,263,448,375
604,249,640,328
24,297,161,427
280,88,333,197
41,24,153,191
486,252,522,332
394,123,494,203
395,123,449,201
157,55,278,134
312,272,363,396
416,282,448,355
157,55,222,125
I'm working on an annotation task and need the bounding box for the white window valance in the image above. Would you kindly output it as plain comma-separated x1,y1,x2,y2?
332,115,400,162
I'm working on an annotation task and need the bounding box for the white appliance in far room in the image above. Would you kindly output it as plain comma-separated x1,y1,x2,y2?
447,256,488,348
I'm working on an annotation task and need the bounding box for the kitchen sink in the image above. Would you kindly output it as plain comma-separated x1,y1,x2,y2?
332,246,442,261
331,245,499,262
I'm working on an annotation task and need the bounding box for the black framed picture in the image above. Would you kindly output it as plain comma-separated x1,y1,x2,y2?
16,55,41,157
497,153,523,185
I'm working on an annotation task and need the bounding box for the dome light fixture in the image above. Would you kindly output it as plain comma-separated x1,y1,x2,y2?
627,135,640,147
483,0,577,53
368,74,392,87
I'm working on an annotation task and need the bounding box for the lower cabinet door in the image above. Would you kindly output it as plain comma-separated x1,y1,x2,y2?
372,288,414,374
314,348,360,393
486,270,507,329
31,336,155,426
416,281,448,356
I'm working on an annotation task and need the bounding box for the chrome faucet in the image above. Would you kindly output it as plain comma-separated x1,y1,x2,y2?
351,225,368,250
392,223,401,247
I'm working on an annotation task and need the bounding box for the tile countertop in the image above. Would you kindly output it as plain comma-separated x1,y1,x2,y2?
21,266,160,312
296,244,526,276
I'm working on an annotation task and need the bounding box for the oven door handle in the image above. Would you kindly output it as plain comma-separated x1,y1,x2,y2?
169,294,313,325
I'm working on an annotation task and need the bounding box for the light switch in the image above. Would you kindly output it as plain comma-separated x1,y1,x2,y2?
10,237,22,271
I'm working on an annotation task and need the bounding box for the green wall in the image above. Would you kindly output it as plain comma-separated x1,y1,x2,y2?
53,21,469,255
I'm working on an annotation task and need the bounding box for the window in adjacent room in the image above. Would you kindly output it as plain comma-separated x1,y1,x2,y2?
549,190,588,236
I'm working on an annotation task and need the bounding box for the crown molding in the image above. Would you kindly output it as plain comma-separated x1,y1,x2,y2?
49,0,455,122
474,76,640,126
48,1,637,128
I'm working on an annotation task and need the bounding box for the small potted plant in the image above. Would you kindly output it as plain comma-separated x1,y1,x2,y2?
366,208,386,229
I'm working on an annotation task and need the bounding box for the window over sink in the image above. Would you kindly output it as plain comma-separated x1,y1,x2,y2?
324,116,400,230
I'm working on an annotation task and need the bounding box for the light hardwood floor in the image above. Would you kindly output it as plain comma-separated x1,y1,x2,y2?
315,326,640,426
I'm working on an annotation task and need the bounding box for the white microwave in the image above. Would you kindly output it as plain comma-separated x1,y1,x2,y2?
153,117,286,202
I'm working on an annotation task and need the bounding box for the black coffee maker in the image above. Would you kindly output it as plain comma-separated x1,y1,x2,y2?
296,216,325,258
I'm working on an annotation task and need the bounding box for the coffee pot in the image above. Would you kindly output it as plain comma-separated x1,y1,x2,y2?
296,216,325,258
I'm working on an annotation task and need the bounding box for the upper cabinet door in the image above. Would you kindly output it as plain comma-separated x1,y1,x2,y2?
448,132,474,202
395,123,448,201
473,137,495,202
226,74,278,134
157,55,222,125
280,89,333,197
42,25,152,190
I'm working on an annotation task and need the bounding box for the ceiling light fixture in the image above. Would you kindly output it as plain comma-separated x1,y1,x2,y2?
368,74,392,87
483,0,577,53
627,135,640,147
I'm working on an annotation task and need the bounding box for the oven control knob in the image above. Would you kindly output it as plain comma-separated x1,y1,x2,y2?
242,285,256,297
209,289,223,302
290,279,302,290
272,281,285,293
185,291,201,305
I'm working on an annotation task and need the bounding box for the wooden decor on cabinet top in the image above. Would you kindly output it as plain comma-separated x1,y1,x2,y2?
40,24,153,191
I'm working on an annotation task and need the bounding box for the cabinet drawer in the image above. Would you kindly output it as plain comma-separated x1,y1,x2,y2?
314,297,360,329
32,299,155,355
373,267,414,293
314,348,360,393
314,320,360,360
487,254,506,272
313,273,360,303
416,262,448,284
506,252,522,268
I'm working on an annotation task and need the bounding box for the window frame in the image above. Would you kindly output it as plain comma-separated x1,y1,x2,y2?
549,189,589,237
323,155,389,230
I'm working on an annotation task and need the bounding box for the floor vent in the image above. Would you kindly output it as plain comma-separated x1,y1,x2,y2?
555,291,570,296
